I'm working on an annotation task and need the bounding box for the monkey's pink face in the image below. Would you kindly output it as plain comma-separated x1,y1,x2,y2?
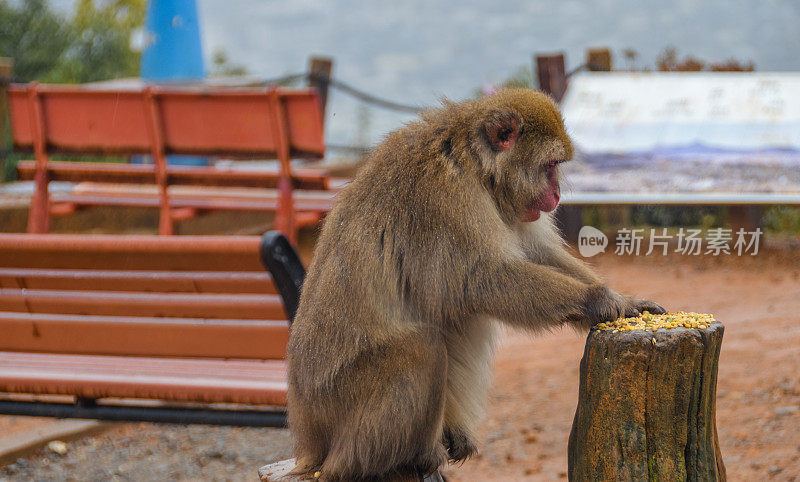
479,90,574,224
484,116,568,223
522,160,561,222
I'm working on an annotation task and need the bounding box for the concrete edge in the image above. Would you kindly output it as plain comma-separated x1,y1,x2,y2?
0,419,112,466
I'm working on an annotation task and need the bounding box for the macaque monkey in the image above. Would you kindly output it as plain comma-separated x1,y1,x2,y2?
287,88,664,480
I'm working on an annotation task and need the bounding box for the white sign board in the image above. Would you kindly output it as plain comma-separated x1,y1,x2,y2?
560,72,800,154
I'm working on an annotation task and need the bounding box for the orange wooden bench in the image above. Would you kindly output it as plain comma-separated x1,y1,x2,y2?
8,83,331,243
0,231,305,426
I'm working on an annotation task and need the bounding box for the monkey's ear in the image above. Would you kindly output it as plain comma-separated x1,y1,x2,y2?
483,110,522,152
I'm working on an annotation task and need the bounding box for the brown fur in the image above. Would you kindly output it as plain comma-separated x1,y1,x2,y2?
287,89,664,480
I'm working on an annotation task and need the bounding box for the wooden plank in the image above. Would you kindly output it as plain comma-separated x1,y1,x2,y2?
50,192,335,213
0,351,287,376
0,289,287,319
258,458,444,481
8,86,325,159
0,419,109,466
0,268,276,294
16,161,330,190
0,312,289,359
0,352,288,405
0,234,263,271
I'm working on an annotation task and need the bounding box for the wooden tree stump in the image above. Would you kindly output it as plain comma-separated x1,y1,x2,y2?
568,323,726,481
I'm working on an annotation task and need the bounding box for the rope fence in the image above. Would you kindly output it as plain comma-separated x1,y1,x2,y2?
256,71,425,114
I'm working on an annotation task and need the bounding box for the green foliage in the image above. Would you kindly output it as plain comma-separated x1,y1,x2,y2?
0,0,145,181
0,0,71,81
585,206,800,236
473,65,535,98
764,206,800,235
0,0,145,83
630,205,726,229
499,65,535,89
1,151,23,182
210,48,248,77
50,0,145,83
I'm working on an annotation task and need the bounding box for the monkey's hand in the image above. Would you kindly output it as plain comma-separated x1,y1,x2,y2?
572,286,665,330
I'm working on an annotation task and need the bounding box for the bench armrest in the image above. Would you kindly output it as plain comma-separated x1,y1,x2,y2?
260,231,305,325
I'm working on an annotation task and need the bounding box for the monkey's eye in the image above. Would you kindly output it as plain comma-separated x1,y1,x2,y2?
497,128,512,143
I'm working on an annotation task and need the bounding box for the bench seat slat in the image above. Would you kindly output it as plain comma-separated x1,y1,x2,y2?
0,312,289,359
17,161,330,191
0,352,287,405
0,352,286,378
0,268,276,293
50,193,336,213
0,289,286,319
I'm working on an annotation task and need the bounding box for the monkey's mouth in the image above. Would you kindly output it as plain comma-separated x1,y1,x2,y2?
523,162,561,222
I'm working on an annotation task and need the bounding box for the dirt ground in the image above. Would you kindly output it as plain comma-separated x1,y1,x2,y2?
443,249,800,481
1,248,799,481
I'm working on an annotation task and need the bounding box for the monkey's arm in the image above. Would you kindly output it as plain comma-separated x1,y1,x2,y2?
459,258,616,330
537,243,602,285
527,241,665,314
518,223,601,285
520,233,666,317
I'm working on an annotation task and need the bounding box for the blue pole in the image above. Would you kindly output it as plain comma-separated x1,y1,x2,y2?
141,0,207,165
141,0,205,81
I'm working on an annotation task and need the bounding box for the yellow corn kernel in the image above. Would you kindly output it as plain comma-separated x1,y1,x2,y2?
597,312,716,332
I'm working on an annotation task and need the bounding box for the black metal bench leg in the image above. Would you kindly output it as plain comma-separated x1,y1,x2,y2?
260,231,306,325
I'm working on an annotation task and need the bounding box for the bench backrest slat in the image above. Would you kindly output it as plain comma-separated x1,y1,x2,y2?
9,84,327,240
8,87,325,158
10,90,150,153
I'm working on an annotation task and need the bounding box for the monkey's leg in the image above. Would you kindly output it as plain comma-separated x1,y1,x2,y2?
287,388,329,476
442,319,496,462
320,338,449,480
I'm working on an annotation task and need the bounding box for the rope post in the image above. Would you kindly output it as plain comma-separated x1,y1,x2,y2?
307,56,333,118
586,48,612,71
534,53,568,103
